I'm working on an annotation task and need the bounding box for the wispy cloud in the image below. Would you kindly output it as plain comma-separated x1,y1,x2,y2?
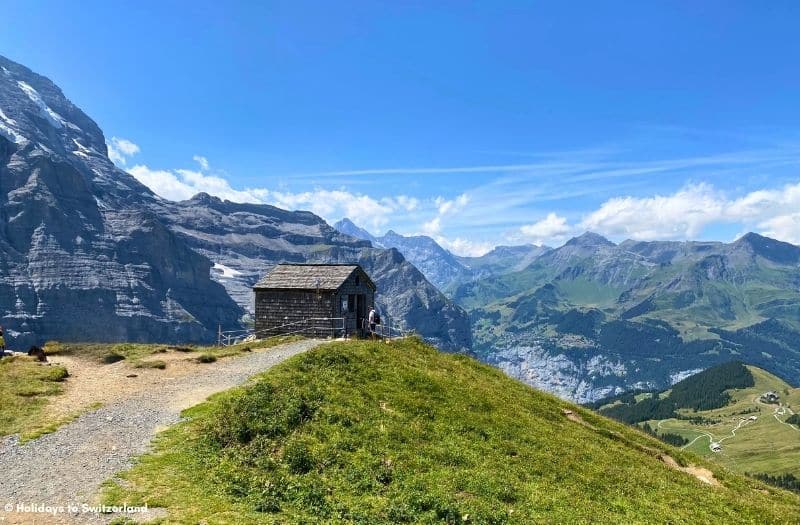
106,137,140,166
118,138,800,255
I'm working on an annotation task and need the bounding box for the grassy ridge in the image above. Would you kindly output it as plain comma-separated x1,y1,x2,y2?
104,339,800,524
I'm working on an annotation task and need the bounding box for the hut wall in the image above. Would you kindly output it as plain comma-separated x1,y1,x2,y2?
254,290,337,337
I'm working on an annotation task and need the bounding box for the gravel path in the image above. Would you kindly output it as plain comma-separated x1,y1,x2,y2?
0,339,322,524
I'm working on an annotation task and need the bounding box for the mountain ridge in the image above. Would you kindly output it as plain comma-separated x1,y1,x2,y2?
457,231,800,401
333,217,550,292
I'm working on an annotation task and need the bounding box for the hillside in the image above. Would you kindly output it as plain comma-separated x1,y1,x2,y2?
454,231,800,401
103,339,800,524
592,363,800,479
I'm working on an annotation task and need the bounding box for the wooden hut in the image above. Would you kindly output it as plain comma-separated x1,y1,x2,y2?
253,264,376,338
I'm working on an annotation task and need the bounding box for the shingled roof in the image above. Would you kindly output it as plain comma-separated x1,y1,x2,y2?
253,264,375,291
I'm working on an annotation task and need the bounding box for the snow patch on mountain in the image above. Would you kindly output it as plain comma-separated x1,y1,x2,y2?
212,263,242,279
16,80,66,129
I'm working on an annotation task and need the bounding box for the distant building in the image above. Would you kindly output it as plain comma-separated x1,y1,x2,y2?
710,442,722,452
761,391,780,404
253,264,376,338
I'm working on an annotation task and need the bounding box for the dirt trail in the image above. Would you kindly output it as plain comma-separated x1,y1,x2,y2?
0,339,322,524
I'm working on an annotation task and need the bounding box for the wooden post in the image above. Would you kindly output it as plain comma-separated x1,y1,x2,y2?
218,324,222,347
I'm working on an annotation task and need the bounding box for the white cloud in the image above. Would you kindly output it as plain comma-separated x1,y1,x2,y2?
759,213,800,245
106,137,140,166
419,193,470,236
126,155,413,231
267,189,396,231
193,155,210,170
128,164,265,203
421,216,441,236
520,213,573,245
576,181,800,245
435,193,470,215
580,183,725,240
435,236,494,257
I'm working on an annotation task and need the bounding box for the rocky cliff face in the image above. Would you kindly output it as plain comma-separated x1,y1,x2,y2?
0,55,471,351
0,55,243,347
151,197,472,351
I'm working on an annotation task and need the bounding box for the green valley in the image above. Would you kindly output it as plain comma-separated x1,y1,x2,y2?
592,363,800,481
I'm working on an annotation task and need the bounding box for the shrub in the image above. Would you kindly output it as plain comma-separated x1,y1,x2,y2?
134,360,167,370
102,352,125,364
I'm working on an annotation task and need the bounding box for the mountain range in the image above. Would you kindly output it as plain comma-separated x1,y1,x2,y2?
334,220,800,403
334,217,548,290
0,55,470,350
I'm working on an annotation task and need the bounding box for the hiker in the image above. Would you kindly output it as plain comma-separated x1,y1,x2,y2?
368,307,376,339
368,306,382,340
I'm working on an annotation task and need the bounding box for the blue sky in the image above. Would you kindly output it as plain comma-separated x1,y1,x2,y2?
2,1,800,254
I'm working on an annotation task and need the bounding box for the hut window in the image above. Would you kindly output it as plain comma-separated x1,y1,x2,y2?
348,294,356,312
355,275,360,286
341,296,348,312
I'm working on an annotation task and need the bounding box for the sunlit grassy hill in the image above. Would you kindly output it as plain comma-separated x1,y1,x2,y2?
104,339,800,524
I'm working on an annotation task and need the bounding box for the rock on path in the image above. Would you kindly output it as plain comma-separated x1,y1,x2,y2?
0,339,322,524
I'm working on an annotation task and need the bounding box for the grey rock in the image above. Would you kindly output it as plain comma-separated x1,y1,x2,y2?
0,55,242,347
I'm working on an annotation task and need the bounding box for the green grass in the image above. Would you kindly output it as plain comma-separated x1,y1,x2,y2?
0,356,69,437
103,339,800,524
134,359,168,370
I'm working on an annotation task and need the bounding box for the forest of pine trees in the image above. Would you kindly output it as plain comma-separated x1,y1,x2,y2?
594,361,754,424
640,422,689,447
749,472,800,493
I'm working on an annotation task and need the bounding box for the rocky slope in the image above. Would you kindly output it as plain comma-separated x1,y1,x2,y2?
0,55,242,347
0,55,470,351
152,198,472,351
457,232,800,402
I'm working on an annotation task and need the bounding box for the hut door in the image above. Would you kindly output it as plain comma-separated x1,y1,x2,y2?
357,294,366,334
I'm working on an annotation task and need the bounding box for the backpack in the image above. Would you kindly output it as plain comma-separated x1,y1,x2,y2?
374,312,381,325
